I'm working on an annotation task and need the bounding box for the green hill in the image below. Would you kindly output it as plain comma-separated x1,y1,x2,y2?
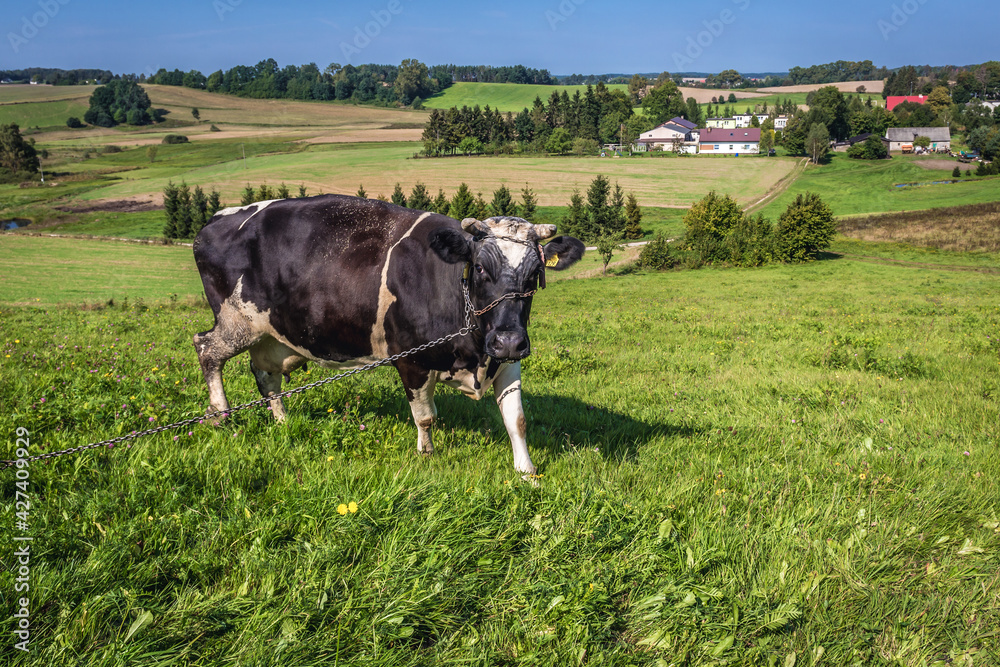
424,82,630,113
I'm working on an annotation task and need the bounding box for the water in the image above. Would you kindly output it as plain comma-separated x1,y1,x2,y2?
1,218,31,230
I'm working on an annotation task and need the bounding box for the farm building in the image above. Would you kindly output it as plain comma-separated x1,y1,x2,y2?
886,95,927,111
699,128,760,154
773,115,789,130
884,127,951,154
637,117,699,153
705,117,737,129
833,132,873,151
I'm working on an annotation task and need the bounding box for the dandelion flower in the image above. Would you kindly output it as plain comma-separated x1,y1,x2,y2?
348,501,358,513
337,504,348,515
327,408,334,413
327,455,335,462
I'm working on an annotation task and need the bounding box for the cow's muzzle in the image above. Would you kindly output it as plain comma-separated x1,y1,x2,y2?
485,329,531,361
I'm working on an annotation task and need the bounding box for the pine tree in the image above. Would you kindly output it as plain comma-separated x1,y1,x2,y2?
241,184,255,206
297,184,307,198
190,186,209,235
450,183,475,220
609,182,626,235
519,184,538,221
433,188,450,216
624,192,643,239
562,190,586,238
489,184,517,217
175,183,193,238
357,184,367,199
391,183,407,207
162,182,179,238
409,182,432,210
583,174,612,241
473,192,489,220
277,183,290,199
257,184,273,201
208,189,222,215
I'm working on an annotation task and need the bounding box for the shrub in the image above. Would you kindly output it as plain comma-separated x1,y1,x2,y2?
639,232,673,270
952,165,962,178
774,192,836,262
209,124,221,132
100,144,122,154
162,134,189,144
726,213,773,267
683,190,745,263
66,117,84,129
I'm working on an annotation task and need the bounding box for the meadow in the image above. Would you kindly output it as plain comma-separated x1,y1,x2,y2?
1,233,998,665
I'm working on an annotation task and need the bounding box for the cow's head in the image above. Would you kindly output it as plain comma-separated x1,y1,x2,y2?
430,216,585,361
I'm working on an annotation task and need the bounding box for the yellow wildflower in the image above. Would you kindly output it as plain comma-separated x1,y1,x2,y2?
348,501,358,513
337,504,348,515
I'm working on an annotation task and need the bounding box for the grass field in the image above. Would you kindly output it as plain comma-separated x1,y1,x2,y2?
1,235,998,665
16,142,799,210
756,154,1000,220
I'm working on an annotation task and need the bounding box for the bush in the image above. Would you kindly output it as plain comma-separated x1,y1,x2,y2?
683,190,745,263
66,117,84,129
774,192,836,262
571,137,598,156
952,165,962,178
162,134,189,144
725,213,773,267
639,232,673,270
100,144,122,154
209,124,221,132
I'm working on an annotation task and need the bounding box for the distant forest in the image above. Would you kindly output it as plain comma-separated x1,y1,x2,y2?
0,68,114,85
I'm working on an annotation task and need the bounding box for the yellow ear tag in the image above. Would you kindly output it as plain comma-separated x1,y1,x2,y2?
463,264,470,280
545,254,559,267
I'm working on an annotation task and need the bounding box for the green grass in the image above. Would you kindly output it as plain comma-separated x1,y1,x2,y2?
1,236,999,665
757,154,1000,220
0,235,202,306
424,82,631,113
0,98,91,128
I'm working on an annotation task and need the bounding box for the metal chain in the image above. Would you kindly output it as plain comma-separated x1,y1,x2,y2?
1,285,479,471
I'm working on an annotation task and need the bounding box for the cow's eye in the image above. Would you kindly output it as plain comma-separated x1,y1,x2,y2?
475,264,485,275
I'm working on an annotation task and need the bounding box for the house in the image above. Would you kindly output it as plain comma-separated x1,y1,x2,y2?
886,95,927,111
699,128,761,155
884,127,951,153
637,118,699,153
981,100,1000,112
773,115,789,130
705,117,737,129
733,112,754,128
834,132,872,152
753,112,770,125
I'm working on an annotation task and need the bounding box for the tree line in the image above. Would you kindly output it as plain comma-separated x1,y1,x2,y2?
162,183,224,239
786,60,885,86
0,68,114,85
437,64,555,85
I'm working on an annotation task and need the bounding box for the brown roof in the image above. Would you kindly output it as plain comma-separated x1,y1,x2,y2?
699,128,761,142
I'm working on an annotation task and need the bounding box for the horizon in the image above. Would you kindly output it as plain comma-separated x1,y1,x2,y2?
4,0,998,77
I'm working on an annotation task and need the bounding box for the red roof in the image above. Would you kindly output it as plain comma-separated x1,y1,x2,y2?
886,95,927,111
698,128,761,143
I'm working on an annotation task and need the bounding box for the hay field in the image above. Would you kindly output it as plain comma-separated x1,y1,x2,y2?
80,142,799,208
0,83,95,103
755,80,885,94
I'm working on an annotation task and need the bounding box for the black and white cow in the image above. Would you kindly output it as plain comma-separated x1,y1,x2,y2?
192,195,584,476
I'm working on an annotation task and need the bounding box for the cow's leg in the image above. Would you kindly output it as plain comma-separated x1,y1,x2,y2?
249,337,305,422
398,364,439,456
493,361,536,478
249,358,286,422
193,326,245,423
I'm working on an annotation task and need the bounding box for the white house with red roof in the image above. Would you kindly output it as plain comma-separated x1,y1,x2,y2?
699,128,761,154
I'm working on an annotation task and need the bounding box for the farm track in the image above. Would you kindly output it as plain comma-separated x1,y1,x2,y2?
837,252,1000,273
745,157,809,212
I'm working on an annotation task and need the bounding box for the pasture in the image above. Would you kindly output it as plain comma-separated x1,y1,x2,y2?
1,233,998,665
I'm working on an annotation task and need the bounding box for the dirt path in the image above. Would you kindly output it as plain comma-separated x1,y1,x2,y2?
745,157,809,212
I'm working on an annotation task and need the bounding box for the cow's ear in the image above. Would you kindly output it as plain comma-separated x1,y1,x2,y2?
430,227,473,264
542,236,585,271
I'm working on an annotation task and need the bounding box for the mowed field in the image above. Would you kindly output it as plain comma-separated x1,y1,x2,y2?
1,233,998,665
424,82,766,113
756,80,885,94
70,142,799,208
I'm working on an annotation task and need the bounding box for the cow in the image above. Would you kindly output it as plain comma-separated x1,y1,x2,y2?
192,195,584,477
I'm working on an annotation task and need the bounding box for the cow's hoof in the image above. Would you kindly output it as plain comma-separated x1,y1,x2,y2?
521,472,542,487
418,450,434,458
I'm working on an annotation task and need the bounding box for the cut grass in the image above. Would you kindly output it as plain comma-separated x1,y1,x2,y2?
838,201,1000,254
1,242,997,665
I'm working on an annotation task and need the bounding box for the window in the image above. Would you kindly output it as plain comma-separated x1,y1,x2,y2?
729,145,733,150
714,144,719,150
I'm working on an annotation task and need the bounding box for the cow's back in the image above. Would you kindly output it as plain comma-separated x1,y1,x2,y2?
193,195,442,363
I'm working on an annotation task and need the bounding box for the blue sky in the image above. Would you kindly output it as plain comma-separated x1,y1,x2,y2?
5,0,998,75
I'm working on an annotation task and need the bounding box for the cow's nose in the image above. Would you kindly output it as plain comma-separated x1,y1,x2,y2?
487,330,530,360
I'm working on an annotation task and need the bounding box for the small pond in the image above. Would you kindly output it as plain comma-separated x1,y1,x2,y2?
2,218,32,230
